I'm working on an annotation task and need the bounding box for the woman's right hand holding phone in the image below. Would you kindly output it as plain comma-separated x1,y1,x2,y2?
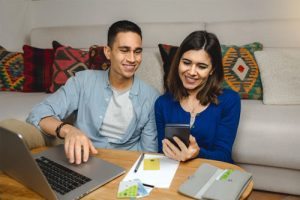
162,135,200,161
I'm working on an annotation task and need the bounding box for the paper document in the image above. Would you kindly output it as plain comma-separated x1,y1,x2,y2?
123,154,179,188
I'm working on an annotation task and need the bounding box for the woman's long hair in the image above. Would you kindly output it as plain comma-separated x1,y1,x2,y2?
167,31,224,105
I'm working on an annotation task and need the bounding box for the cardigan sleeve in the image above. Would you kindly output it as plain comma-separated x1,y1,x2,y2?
154,95,166,153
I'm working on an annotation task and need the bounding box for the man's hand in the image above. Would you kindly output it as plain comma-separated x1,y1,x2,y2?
162,135,200,161
62,125,98,164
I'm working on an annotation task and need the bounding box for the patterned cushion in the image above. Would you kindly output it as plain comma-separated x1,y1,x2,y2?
0,46,24,91
22,45,54,92
221,42,263,99
158,44,178,91
49,46,89,93
158,42,263,99
89,45,110,70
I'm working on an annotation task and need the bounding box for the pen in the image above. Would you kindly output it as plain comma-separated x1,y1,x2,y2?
134,153,144,173
142,183,154,188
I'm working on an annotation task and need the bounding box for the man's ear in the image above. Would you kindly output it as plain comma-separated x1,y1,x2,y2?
103,46,111,60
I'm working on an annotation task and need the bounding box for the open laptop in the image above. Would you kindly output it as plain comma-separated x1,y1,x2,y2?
0,127,125,200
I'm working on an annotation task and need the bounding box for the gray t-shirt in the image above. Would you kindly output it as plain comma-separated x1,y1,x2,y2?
100,88,133,142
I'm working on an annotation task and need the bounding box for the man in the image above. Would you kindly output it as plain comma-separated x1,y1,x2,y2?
27,20,159,165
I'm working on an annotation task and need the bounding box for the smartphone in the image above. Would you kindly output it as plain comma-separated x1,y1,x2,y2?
164,124,191,148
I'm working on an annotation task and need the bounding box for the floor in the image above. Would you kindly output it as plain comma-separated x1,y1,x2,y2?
249,190,300,200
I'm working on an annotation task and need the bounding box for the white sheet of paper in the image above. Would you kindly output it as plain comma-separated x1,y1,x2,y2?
123,154,180,188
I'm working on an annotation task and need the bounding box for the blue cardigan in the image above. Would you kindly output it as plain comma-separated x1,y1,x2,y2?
154,89,241,163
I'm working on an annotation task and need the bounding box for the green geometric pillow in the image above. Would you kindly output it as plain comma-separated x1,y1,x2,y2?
221,42,263,99
0,46,24,91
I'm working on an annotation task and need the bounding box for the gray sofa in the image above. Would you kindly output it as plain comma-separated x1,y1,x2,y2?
1,20,300,195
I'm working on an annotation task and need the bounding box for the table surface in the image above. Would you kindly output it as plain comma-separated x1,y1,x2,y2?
0,147,253,200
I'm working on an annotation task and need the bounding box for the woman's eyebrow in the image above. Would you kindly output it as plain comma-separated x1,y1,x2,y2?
181,58,209,66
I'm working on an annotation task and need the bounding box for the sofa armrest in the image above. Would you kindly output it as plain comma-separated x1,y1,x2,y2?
0,118,63,150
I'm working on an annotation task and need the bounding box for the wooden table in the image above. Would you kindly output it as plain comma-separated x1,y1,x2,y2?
0,147,253,200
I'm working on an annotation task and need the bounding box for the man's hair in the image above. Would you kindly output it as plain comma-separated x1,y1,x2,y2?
167,31,224,105
107,20,142,47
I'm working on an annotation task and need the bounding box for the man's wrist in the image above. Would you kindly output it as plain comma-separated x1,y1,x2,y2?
55,122,71,139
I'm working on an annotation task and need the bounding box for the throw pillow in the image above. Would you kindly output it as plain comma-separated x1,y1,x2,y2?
22,45,54,92
158,42,263,99
221,42,263,99
49,45,89,93
89,45,110,70
255,48,300,104
158,44,178,91
0,46,24,91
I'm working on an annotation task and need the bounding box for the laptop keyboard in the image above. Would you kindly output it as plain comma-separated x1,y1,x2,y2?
36,156,91,195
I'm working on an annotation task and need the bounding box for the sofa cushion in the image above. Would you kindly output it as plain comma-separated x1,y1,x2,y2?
255,48,300,104
221,42,263,100
233,100,300,170
49,45,89,92
88,45,110,70
0,91,51,121
22,45,54,92
135,48,164,93
0,46,24,91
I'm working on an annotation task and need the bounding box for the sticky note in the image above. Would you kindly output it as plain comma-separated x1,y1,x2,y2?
143,158,160,170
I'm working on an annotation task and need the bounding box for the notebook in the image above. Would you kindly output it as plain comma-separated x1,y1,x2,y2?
0,127,125,200
178,163,252,200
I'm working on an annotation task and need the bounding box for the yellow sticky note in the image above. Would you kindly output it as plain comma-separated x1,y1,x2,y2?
143,158,160,170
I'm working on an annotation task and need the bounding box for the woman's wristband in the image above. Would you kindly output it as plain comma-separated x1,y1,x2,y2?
55,122,70,139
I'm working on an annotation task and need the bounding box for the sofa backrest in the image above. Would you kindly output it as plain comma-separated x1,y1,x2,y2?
29,19,300,92
30,22,206,49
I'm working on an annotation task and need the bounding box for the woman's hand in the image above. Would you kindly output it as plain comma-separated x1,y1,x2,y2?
162,135,200,161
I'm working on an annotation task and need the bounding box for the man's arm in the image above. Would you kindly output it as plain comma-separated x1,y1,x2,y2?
39,116,98,165
27,72,98,164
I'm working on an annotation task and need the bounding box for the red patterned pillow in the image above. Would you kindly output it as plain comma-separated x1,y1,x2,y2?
0,46,24,91
22,45,54,92
49,46,89,93
89,45,110,70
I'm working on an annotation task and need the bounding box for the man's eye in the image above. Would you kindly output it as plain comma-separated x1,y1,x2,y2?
135,49,142,54
120,49,128,53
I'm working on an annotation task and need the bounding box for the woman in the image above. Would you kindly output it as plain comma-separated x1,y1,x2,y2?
155,31,241,163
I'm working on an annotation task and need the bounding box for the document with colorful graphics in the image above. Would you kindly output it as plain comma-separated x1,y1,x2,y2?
178,163,252,200
123,153,179,188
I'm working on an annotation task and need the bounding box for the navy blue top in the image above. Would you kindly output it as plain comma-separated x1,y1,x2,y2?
154,89,241,163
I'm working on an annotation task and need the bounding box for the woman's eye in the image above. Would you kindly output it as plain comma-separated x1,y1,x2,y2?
197,64,208,69
183,61,191,65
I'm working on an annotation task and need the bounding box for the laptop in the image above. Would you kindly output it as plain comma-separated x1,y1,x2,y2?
0,127,125,200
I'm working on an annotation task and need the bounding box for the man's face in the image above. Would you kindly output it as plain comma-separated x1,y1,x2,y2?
105,32,142,81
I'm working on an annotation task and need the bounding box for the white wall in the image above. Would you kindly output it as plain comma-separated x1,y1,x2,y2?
0,0,32,51
30,0,300,27
1,0,300,50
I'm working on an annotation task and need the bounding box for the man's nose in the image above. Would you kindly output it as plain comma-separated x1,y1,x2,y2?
126,51,136,62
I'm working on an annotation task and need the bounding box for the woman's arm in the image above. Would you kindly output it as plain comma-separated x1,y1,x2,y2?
199,91,241,163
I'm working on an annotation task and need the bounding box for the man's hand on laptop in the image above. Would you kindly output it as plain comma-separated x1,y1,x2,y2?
63,126,98,164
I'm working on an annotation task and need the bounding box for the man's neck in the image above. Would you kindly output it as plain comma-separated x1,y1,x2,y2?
109,74,133,91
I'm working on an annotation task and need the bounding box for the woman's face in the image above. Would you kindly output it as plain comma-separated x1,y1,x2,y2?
178,49,213,93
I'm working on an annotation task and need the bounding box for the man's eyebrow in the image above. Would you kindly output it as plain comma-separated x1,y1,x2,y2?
118,46,143,51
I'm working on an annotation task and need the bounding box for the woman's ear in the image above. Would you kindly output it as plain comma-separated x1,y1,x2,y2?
103,46,111,60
